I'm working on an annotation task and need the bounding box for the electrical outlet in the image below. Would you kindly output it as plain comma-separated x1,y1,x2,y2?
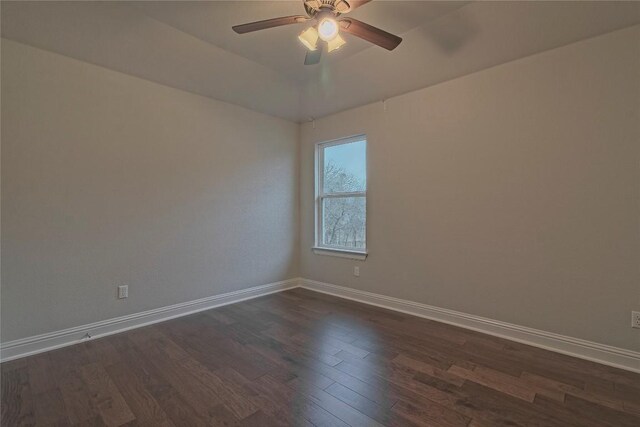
632,311,640,329
353,266,360,277
118,285,128,299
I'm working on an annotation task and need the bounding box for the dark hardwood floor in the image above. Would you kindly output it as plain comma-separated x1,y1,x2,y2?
2,288,639,426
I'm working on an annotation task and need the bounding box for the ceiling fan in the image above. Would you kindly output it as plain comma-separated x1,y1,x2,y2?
232,0,402,65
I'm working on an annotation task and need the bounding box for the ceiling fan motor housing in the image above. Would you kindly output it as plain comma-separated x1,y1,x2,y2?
304,0,347,18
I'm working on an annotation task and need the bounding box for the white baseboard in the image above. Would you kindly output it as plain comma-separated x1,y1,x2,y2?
300,278,640,373
4,277,638,374
0,278,298,362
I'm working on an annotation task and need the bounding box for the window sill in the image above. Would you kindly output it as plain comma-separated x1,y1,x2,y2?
312,247,368,261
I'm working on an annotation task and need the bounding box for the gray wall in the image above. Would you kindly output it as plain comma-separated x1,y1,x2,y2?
1,40,299,342
300,26,640,351
2,25,639,353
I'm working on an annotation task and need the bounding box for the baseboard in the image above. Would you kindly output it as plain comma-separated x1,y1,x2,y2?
299,278,640,373
4,277,638,373
0,278,299,362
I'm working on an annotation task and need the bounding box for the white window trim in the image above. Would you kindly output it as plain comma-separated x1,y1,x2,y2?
311,247,367,261
314,134,368,259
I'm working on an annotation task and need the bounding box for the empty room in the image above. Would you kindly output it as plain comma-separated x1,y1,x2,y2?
1,1,639,426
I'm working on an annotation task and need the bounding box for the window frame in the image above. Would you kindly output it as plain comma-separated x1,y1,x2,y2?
313,134,368,260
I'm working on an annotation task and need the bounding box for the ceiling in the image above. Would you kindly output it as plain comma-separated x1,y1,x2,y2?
2,1,639,122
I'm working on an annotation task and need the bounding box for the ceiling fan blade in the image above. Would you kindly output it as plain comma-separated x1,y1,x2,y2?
304,49,322,66
232,15,309,34
339,18,402,50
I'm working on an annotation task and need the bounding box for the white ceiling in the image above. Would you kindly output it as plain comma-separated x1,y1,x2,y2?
2,1,639,122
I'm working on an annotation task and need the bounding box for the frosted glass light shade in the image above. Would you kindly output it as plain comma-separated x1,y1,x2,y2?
298,27,319,51
318,18,339,41
327,34,346,52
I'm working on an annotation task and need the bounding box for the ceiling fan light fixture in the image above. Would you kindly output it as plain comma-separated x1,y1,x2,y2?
318,17,339,41
327,33,346,52
298,26,319,51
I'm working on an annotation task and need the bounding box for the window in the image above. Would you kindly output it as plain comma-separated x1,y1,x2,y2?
315,135,367,258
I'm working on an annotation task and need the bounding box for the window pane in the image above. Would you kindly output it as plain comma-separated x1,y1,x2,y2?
323,139,366,193
322,197,366,249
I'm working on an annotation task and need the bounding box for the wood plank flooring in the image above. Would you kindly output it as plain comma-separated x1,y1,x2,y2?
2,288,639,426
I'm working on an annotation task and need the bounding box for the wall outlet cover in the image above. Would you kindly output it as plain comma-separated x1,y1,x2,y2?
118,285,129,299
632,311,640,329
